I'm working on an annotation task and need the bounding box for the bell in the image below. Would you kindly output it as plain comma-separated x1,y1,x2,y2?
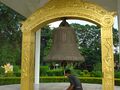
44,19,84,62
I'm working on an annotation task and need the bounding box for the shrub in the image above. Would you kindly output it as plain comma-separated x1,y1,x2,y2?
90,71,102,77
80,77,102,84
80,70,91,77
40,76,120,86
115,78,120,86
40,66,49,76
71,69,81,77
0,77,119,86
40,76,102,83
115,71,120,78
40,76,68,82
4,72,14,77
13,65,21,77
93,63,102,71
47,69,64,76
0,67,4,76
0,77,20,85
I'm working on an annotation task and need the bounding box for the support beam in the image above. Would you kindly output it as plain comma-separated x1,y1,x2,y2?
34,30,41,89
101,14,114,90
101,26,114,90
21,32,35,90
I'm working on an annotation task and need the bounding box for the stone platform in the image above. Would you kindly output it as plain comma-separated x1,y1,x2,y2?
0,83,120,90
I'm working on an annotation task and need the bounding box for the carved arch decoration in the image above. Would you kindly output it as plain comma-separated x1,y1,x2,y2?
21,0,116,90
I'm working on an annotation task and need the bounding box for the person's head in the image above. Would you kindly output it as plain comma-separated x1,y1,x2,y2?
64,69,71,76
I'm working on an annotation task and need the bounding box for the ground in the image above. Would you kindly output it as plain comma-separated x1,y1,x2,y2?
0,83,120,90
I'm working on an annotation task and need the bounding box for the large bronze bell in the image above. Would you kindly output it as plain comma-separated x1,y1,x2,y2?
44,19,84,62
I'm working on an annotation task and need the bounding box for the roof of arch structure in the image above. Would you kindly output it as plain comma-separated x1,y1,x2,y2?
0,0,118,17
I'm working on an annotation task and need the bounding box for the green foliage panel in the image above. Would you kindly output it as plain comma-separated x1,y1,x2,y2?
0,77,120,86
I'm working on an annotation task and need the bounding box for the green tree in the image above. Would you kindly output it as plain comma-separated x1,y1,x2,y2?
41,25,53,64
71,23,118,71
71,24,101,71
0,3,25,66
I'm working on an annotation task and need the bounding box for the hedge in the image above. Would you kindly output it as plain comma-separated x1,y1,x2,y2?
40,76,67,82
0,77,120,86
40,77,102,84
115,78,120,86
0,77,20,85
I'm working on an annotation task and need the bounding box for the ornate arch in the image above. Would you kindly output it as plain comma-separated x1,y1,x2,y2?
21,0,115,32
21,0,116,90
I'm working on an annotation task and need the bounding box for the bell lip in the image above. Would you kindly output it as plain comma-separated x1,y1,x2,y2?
43,59,85,62
44,56,85,62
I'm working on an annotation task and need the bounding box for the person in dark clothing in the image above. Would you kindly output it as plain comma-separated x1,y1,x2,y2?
64,69,83,90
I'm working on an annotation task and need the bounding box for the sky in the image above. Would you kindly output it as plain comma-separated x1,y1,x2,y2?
49,16,118,29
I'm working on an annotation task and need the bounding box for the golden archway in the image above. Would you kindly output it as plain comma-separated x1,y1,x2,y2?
21,0,116,90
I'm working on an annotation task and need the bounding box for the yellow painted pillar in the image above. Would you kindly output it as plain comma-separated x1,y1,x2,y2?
101,15,114,90
21,31,35,90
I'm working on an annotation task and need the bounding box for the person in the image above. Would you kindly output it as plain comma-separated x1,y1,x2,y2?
64,69,83,90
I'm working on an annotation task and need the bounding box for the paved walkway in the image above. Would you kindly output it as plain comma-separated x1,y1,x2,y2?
0,83,120,90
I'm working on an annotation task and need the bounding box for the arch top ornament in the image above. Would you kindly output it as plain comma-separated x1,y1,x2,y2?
101,14,115,27
21,0,116,32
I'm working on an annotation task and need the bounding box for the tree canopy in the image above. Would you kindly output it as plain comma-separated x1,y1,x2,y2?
0,3,25,66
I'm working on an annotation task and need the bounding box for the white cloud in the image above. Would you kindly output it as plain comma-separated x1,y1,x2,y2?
49,19,95,28
113,16,118,29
